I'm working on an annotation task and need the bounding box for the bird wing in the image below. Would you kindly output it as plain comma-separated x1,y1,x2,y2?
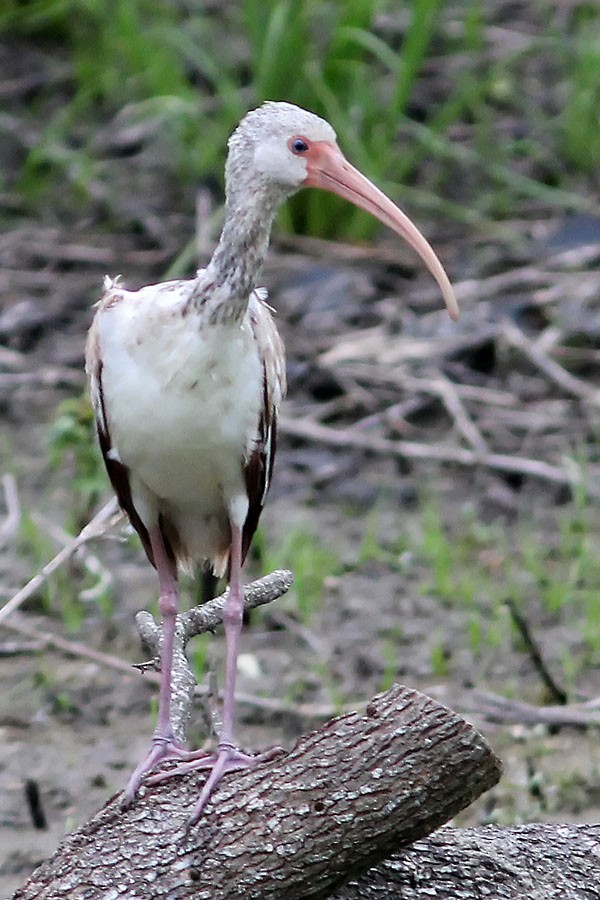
85,283,159,570
242,289,287,563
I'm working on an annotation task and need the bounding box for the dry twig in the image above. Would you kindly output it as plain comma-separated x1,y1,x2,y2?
0,473,20,548
502,319,600,406
0,498,119,625
505,598,568,706
468,690,600,730
279,415,593,493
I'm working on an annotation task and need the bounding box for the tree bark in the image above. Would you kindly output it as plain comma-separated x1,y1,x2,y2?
11,568,600,899
333,823,600,900
13,684,502,899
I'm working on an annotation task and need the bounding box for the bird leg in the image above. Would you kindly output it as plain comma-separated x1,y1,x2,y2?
123,525,211,804
145,521,270,824
219,520,245,748
183,520,261,822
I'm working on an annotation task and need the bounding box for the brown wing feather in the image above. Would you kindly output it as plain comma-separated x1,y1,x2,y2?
241,291,286,564
85,305,175,572
242,382,277,564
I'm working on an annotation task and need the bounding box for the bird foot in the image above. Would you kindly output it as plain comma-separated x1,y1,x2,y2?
122,734,211,807
146,742,284,824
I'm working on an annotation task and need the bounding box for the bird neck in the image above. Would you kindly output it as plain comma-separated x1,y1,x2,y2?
198,188,281,321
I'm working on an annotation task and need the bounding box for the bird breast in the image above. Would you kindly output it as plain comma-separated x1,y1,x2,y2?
97,280,264,511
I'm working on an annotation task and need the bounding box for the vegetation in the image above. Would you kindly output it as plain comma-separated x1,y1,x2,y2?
48,395,105,531
413,494,600,685
1,0,599,238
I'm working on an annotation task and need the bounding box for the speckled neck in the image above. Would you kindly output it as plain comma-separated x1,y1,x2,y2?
212,189,278,292
189,178,286,325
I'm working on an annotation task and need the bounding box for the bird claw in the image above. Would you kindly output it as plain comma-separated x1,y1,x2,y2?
141,743,285,824
121,736,207,806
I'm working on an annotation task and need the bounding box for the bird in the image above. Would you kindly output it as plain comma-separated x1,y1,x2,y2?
85,100,458,822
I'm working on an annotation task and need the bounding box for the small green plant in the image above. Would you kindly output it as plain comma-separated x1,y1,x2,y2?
414,484,600,684
357,512,411,568
559,12,600,173
52,691,78,716
190,633,211,683
467,613,483,658
255,524,342,622
33,666,78,716
19,513,87,631
48,394,106,532
418,499,455,601
429,637,450,677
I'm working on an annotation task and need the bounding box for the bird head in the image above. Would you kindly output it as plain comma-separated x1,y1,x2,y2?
227,101,458,319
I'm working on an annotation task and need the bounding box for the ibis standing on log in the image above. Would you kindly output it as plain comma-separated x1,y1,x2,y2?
86,101,458,821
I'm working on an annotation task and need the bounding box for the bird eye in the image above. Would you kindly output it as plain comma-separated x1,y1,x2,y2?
289,137,310,155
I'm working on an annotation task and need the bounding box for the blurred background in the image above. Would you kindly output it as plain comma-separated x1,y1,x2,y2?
1,1,600,893
2,0,599,239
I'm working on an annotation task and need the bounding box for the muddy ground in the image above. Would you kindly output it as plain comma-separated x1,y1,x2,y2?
1,33,600,899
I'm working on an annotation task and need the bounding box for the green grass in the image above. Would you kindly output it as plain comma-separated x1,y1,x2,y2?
555,7,600,174
38,387,600,681
18,513,85,631
343,494,600,684
2,0,598,238
5,0,600,681
255,524,343,622
414,493,600,683
17,503,117,632
1,398,118,633
47,395,106,532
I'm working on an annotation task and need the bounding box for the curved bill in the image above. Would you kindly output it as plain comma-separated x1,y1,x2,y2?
303,142,459,321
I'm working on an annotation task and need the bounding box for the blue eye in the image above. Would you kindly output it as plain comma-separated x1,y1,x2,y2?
290,137,309,154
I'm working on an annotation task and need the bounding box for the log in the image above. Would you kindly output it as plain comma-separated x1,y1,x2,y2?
334,822,600,899
13,572,598,898
12,684,502,899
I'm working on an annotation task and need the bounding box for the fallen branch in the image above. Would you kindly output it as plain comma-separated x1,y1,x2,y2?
14,679,600,899
503,318,600,406
0,571,298,716
331,821,600,899
135,568,295,743
279,415,594,493
505,597,567,705
0,472,20,548
13,561,596,898
468,689,600,730
426,684,600,730
32,511,115,601
0,497,119,625
12,684,502,900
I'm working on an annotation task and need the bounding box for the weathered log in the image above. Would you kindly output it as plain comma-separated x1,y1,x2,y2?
12,684,501,899
333,822,600,900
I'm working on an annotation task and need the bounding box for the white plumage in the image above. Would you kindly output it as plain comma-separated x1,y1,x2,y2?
89,277,284,576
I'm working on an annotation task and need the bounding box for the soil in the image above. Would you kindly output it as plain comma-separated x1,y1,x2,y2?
1,33,600,899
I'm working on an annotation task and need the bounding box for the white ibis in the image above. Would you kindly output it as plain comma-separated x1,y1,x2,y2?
86,101,458,822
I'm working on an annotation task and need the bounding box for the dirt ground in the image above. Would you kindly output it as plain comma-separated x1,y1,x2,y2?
2,34,600,899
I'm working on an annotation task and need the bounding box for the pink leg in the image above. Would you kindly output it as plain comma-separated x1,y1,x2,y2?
186,522,248,820
123,526,203,803
149,525,179,744
138,522,272,821
219,521,244,747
